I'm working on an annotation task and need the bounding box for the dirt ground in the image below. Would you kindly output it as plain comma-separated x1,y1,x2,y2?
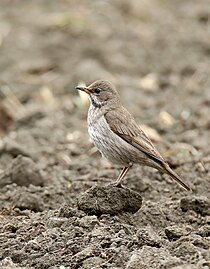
0,0,210,268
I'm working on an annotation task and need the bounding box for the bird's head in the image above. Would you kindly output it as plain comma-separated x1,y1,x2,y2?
76,80,120,108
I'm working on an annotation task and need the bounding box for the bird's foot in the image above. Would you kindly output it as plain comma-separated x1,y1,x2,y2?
107,181,127,189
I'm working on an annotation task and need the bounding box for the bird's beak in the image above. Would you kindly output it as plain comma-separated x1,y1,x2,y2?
76,86,91,94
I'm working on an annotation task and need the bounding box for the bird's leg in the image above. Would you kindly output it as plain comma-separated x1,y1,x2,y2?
115,166,128,186
114,163,133,187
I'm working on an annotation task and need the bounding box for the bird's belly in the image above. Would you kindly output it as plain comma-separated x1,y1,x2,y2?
88,116,145,166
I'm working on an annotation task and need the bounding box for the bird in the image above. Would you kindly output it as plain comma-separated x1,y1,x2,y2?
76,80,191,191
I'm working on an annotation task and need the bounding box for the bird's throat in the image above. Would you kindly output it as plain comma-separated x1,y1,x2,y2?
89,95,103,108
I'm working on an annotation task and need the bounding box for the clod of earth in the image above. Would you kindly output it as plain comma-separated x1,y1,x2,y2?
0,155,44,187
77,185,142,215
13,191,44,212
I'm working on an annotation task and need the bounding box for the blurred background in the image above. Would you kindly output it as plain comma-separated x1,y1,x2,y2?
0,1,210,268
0,0,210,172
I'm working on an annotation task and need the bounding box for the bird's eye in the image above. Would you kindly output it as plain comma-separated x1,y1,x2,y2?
94,88,101,94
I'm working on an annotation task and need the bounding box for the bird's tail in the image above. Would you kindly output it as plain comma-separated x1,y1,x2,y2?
163,164,191,191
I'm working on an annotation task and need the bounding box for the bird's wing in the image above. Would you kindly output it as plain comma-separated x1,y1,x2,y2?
105,107,165,164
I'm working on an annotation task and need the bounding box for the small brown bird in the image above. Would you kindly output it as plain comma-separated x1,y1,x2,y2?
76,80,191,191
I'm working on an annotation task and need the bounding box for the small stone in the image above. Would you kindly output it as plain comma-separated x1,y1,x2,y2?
78,215,99,229
165,225,192,241
71,246,93,263
180,196,210,216
47,217,68,228
136,227,162,247
77,185,142,215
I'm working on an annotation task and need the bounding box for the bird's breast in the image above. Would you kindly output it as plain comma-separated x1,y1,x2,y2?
87,109,146,165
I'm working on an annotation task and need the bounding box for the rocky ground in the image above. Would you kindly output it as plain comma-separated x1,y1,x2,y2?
0,0,210,268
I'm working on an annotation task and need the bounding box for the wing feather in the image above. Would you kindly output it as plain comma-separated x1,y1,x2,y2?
105,107,165,164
